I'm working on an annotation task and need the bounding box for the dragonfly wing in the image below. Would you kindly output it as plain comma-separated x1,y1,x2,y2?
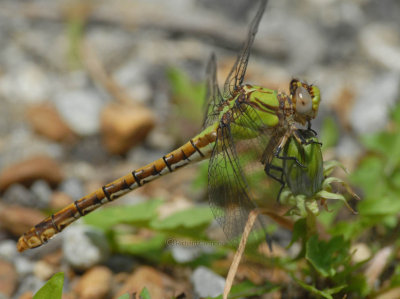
202,53,224,129
208,125,257,243
223,0,268,98
208,105,272,246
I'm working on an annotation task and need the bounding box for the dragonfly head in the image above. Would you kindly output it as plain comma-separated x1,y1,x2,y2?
290,79,321,124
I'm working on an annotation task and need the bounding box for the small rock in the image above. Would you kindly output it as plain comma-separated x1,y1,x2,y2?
0,203,45,236
14,275,44,299
350,72,399,134
30,180,52,209
360,23,400,71
26,102,77,143
15,256,35,277
33,260,58,281
2,184,37,207
0,259,18,297
115,266,182,299
54,89,104,136
59,178,84,200
74,266,112,299
351,243,371,264
100,103,155,155
63,225,110,270
191,266,225,298
336,136,362,170
86,28,135,70
113,60,153,103
16,292,33,299
0,240,17,262
103,254,135,273
42,250,63,267
0,63,50,104
170,243,214,263
0,155,63,192
50,191,73,211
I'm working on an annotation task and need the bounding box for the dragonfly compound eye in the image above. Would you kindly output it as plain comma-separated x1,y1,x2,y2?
294,86,313,115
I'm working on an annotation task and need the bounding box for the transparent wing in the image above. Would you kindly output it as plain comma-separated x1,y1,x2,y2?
208,102,273,247
202,53,224,129
223,0,268,98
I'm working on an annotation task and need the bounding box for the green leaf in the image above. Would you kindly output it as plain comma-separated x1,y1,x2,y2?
289,218,307,248
391,103,400,125
116,232,166,260
361,131,400,171
390,264,400,287
167,67,205,126
151,206,214,233
210,280,278,299
192,160,209,190
350,156,385,197
117,294,131,299
33,272,64,299
321,117,339,149
323,160,347,177
293,275,346,299
328,220,364,240
358,194,400,216
318,202,341,228
306,235,350,277
140,287,152,299
84,199,164,231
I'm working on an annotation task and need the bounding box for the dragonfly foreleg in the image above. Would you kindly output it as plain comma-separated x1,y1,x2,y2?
293,129,322,147
264,163,285,201
274,145,307,169
307,121,318,136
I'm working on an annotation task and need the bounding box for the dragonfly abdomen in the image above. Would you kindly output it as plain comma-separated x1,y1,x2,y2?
17,130,217,252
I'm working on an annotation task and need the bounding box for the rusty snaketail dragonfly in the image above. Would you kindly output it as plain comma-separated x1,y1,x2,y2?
17,0,321,252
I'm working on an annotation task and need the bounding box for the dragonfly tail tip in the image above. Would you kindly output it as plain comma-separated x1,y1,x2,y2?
17,236,28,252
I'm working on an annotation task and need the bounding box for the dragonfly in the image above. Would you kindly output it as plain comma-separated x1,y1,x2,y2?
17,0,321,252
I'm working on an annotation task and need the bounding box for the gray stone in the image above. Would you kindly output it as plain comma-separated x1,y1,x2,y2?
15,256,35,277
62,224,110,270
350,72,400,134
14,275,44,298
112,59,152,104
170,243,214,263
0,240,17,262
0,63,50,104
104,254,136,273
86,28,136,70
30,180,52,209
2,184,36,207
54,89,105,136
191,266,225,298
337,135,363,161
360,23,400,71
59,178,84,200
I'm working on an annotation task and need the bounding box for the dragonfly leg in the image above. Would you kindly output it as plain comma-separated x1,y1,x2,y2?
293,129,322,147
264,163,285,201
274,145,307,168
307,121,318,136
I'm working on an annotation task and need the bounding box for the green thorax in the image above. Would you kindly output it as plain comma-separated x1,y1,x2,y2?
219,84,280,140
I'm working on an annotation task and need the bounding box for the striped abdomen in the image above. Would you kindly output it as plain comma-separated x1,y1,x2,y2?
17,130,216,252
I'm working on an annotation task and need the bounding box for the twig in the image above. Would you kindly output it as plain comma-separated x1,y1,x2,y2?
223,209,259,299
81,40,141,106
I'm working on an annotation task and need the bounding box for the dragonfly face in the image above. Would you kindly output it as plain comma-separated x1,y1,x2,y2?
290,79,321,125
